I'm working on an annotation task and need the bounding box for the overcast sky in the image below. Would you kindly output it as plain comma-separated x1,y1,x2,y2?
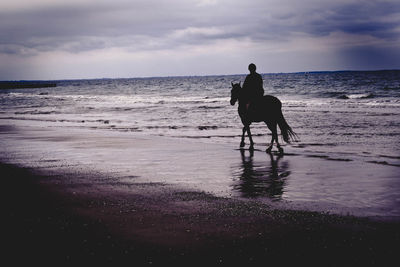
1,0,399,80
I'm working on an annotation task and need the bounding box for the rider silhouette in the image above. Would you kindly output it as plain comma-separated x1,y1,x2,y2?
243,63,264,110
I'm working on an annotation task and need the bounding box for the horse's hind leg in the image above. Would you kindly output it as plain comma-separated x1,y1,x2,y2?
271,123,284,154
266,135,275,153
265,122,275,153
266,122,283,153
276,137,283,154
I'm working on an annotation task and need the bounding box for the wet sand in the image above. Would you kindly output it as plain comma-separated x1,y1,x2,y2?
1,121,400,265
1,120,399,218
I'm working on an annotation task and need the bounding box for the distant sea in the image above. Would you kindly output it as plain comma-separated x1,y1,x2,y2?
1,70,399,164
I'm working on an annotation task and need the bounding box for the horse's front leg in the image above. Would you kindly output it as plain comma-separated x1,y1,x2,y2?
246,125,255,150
240,126,246,148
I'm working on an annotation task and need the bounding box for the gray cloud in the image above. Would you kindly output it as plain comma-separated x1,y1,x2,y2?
0,0,399,79
0,1,400,53
1,0,399,56
0,1,198,53
301,1,400,39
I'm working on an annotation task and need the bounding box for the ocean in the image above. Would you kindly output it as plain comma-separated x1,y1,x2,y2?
1,70,400,217
2,71,399,161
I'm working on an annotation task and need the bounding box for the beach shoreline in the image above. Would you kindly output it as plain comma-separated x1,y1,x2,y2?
1,119,399,218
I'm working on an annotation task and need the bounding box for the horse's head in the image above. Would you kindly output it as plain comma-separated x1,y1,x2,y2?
230,82,241,106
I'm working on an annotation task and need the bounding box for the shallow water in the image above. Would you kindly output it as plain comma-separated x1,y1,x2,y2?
1,71,399,217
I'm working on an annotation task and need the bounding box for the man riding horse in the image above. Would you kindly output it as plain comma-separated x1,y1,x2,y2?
243,63,264,111
230,64,297,153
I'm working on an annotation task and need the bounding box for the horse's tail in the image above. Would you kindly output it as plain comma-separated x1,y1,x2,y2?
277,110,298,143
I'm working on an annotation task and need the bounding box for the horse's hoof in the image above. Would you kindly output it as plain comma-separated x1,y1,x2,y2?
249,145,254,151
266,147,272,154
278,147,284,154
240,141,245,148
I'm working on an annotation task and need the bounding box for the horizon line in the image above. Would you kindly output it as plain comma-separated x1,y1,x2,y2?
2,68,399,82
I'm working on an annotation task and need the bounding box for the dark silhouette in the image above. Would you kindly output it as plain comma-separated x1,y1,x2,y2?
242,63,264,110
230,82,298,153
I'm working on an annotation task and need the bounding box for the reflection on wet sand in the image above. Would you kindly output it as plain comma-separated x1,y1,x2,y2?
232,149,291,199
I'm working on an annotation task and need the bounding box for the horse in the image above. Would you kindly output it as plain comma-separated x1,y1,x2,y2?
230,82,297,153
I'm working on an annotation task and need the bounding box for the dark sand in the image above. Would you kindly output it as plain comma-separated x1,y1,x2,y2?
1,162,399,266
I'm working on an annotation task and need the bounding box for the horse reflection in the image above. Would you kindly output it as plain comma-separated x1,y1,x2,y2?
232,149,290,199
